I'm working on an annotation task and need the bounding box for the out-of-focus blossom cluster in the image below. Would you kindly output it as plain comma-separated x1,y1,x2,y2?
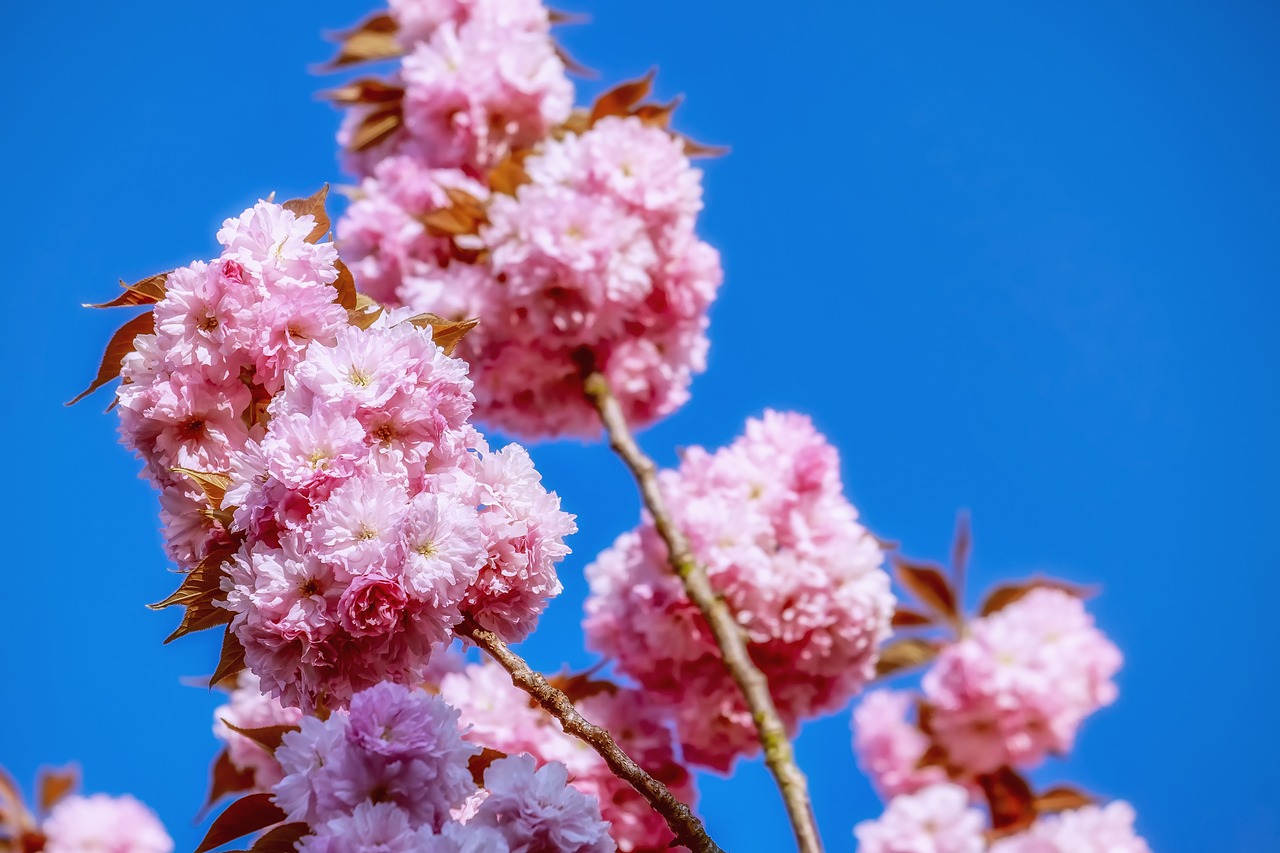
439,657,695,851
853,783,1150,853
214,671,305,789
275,681,614,853
584,411,895,770
332,0,722,439
113,198,574,711
40,795,173,853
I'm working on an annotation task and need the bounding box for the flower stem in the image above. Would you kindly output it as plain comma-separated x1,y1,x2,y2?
456,619,723,853
582,370,824,853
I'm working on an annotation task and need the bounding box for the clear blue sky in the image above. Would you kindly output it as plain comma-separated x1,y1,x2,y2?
3,1,1277,850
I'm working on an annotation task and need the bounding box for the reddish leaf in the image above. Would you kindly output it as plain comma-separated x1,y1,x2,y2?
633,96,682,129
248,823,310,853
553,42,596,78
468,748,508,785
978,767,1037,833
405,314,479,356
348,105,403,152
171,468,232,510
204,750,256,812
331,258,358,311
488,152,532,196
1034,785,1096,814
323,12,402,69
211,626,246,688
221,721,300,754
37,765,78,813
874,637,939,678
321,78,404,106
547,7,589,25
85,272,169,309
891,607,934,628
195,793,286,853
589,69,655,124
978,577,1096,618
282,185,331,244
681,136,730,158
67,311,155,405
894,557,959,622
150,544,239,643
0,764,33,831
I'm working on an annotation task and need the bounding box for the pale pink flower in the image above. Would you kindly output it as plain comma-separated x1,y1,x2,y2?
214,670,305,789
853,784,986,853
854,690,947,798
41,794,173,853
989,802,1150,853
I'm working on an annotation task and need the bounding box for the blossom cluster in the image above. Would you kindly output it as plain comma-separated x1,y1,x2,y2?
275,681,615,852
853,783,1151,853
584,410,895,770
214,671,305,789
334,0,722,438
439,658,696,851
115,198,574,710
31,794,172,853
853,589,1122,792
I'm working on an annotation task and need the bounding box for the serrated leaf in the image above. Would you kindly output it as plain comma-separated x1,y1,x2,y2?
211,626,246,688
891,607,933,628
221,722,300,755
37,765,78,813
195,793,286,853
86,272,169,309
332,258,357,310
875,637,939,678
682,136,730,159
1033,785,1095,814
204,751,256,813
171,468,232,510
321,78,404,106
633,96,682,129
67,311,154,405
978,767,1037,833
323,12,402,69
468,748,507,786
149,546,235,611
978,577,1096,618
894,557,958,622
405,314,479,356
589,69,655,124
349,105,403,152
282,185,330,244
248,823,310,853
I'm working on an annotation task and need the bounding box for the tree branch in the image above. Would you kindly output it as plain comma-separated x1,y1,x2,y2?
582,370,824,853
455,619,723,853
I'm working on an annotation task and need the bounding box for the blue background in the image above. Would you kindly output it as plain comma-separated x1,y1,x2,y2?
3,1,1276,850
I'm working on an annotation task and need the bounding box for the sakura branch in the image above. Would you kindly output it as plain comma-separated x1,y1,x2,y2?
457,620,723,853
582,371,824,853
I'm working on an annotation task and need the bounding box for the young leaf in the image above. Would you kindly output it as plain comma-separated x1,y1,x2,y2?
349,105,403,152
978,577,1096,618
321,78,404,106
171,468,232,510
951,510,972,583
891,607,933,628
893,557,958,622
978,767,1037,834
1033,785,1095,814
331,259,358,311
67,312,155,405
589,69,656,124
195,793,286,853
85,272,169,309
36,765,78,813
468,748,508,786
489,152,532,196
211,626,246,688
149,546,236,611
248,823,310,853
405,314,479,356
323,12,402,69
681,136,730,159
204,751,256,813
874,637,939,678
220,722,300,754
282,185,330,244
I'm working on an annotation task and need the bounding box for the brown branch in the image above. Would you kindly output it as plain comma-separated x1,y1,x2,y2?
582,370,824,853
456,620,723,853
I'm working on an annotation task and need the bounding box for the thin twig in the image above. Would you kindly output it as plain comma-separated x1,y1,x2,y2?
582,370,824,853
456,619,724,853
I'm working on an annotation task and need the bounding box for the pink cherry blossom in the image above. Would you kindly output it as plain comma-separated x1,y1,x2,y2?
989,802,1151,853
854,690,947,798
853,783,986,853
41,794,173,853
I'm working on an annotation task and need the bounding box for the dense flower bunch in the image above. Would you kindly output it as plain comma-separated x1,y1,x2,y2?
275,682,614,852
439,659,696,851
41,795,172,853
332,0,723,438
853,783,1150,853
584,410,894,769
111,197,574,710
